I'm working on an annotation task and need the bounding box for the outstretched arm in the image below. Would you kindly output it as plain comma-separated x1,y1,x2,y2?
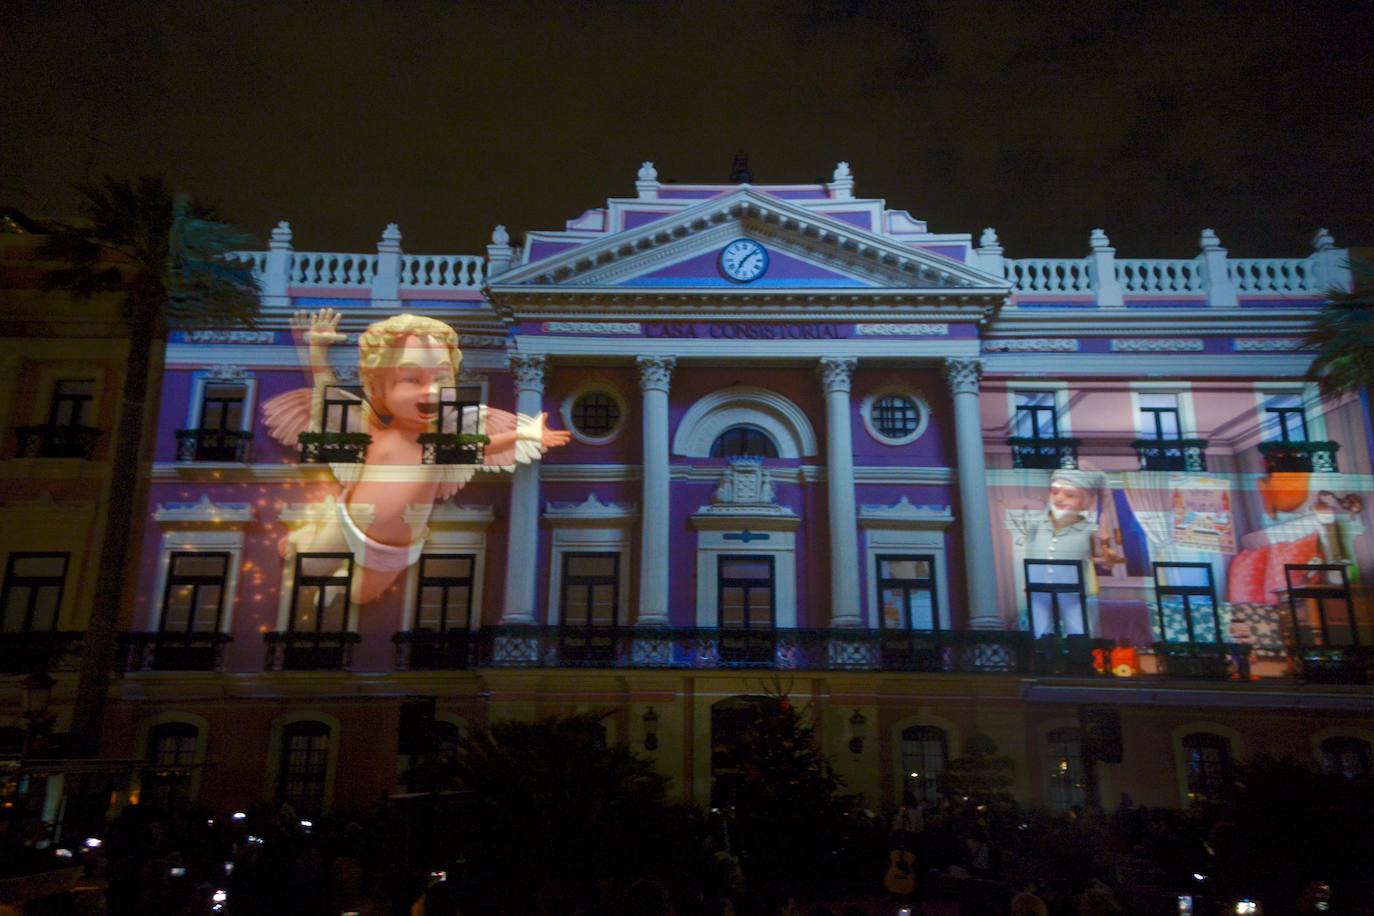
291,308,348,432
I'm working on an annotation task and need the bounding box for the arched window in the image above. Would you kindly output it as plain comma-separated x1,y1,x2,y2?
143,721,199,811
710,425,779,459
900,726,948,803
279,720,331,817
1046,727,1092,812
1181,732,1232,805
1321,736,1372,780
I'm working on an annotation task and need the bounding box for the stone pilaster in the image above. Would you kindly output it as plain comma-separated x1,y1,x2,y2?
818,357,862,627
636,356,675,625
944,358,1000,628
501,353,546,624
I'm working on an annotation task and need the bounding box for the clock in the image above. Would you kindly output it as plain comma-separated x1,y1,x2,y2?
719,238,769,283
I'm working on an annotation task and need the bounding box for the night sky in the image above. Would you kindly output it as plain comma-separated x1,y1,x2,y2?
5,1,1372,260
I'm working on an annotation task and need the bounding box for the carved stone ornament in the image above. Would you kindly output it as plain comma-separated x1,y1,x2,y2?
832,161,851,181
1233,338,1308,352
983,338,1079,352
857,496,954,529
943,358,982,394
692,458,799,529
508,353,547,391
714,458,775,506
636,355,676,392
459,334,509,348
207,364,249,380
817,357,856,394
185,330,276,344
545,322,642,335
330,364,360,383
854,323,949,337
638,161,658,181
1110,339,1204,352
491,224,510,246
153,494,254,526
544,492,638,524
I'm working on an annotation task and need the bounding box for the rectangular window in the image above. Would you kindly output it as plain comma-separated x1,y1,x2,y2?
322,386,365,434
1262,393,1308,443
199,384,246,431
877,555,938,631
159,553,229,635
48,379,95,427
1285,564,1356,648
143,722,198,810
900,726,948,804
558,553,618,664
415,554,474,631
1046,727,1096,812
1182,732,1231,805
279,721,330,817
290,554,353,633
718,555,775,667
1025,560,1088,637
1154,562,1221,644
1,553,68,633
1014,391,1059,440
1138,393,1182,440
439,386,483,435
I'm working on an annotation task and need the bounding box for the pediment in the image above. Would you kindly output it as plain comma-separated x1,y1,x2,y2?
491,189,1008,294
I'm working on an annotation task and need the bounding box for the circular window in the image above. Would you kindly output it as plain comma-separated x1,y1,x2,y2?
861,389,930,445
560,384,628,445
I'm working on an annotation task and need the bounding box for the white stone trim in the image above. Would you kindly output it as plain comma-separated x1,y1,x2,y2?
1007,381,1072,437
1129,382,1198,440
146,526,247,633
559,379,631,446
860,499,953,630
264,710,342,814
543,494,637,626
185,369,258,434
399,504,493,632
1253,381,1329,445
153,495,255,527
672,386,818,458
983,338,1078,352
132,711,211,804
543,322,642,334
1111,339,1204,352
859,383,932,446
691,528,797,629
854,323,949,336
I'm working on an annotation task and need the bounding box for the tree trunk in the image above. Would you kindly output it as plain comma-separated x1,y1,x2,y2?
69,293,160,758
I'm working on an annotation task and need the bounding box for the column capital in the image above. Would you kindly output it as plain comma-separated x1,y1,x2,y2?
943,358,982,395
636,355,676,392
817,357,857,394
509,353,547,393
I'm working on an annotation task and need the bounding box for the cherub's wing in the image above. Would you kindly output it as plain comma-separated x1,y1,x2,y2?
480,407,546,466
261,388,315,450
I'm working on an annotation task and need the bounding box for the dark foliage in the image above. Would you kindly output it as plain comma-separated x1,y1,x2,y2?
1307,257,1374,397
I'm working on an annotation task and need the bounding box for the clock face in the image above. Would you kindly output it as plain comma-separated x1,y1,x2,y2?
719,238,769,283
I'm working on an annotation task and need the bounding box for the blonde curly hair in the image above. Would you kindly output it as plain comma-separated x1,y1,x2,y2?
357,314,462,421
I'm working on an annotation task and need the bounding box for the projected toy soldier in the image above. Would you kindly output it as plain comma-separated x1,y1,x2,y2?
263,308,570,603
1007,469,1120,638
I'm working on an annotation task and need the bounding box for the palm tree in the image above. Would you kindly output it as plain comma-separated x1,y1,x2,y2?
1307,256,1374,397
40,175,259,757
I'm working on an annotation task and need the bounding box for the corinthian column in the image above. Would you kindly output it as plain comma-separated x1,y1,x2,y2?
944,358,1000,628
501,353,546,624
818,357,862,627
636,356,676,625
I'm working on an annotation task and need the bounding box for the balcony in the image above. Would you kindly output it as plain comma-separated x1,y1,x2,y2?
418,433,489,465
13,425,101,460
393,629,471,670
1132,438,1209,472
1008,436,1081,470
0,631,83,673
1293,647,1374,685
298,431,371,464
1259,440,1340,473
264,631,360,671
174,428,253,462
120,632,233,672
1152,641,1251,680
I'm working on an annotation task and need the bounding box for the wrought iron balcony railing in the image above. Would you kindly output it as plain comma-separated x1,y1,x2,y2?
120,632,233,672
298,432,371,464
394,629,472,670
174,428,254,462
0,630,84,674
264,631,361,671
1293,646,1373,686
13,425,101,460
417,433,489,465
1132,438,1209,472
1007,436,1082,470
1258,440,1340,473
1152,641,1251,680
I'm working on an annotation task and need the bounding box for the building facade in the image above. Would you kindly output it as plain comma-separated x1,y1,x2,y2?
7,164,1373,820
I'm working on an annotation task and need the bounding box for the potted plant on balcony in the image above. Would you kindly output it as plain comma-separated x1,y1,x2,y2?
416,432,490,465
297,430,372,463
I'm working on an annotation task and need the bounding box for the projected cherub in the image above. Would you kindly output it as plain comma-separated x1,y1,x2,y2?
262,309,570,603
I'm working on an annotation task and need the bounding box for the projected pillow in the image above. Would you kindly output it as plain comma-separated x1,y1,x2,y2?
1226,546,1270,605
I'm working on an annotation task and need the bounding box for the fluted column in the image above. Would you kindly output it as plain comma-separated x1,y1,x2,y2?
636,356,676,625
944,358,1000,628
502,354,546,624
818,357,862,627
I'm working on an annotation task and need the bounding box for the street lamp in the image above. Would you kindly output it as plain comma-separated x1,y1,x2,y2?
642,706,660,752
848,709,867,756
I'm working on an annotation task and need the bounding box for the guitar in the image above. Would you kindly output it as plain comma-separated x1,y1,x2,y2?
884,848,918,895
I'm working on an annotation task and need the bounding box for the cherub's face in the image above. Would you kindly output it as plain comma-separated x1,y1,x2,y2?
375,335,455,429
1048,481,1091,515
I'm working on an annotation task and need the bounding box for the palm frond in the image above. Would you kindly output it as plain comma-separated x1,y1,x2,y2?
1306,256,1374,396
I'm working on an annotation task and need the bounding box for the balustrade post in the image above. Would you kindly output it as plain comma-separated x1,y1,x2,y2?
635,161,661,200
975,228,1005,279
372,223,402,306
263,220,293,306
1090,229,1124,307
487,225,514,278
827,161,854,200
1311,228,1353,293
1200,229,1238,307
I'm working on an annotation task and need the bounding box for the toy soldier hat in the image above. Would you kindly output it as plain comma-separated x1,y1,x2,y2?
1049,468,1108,492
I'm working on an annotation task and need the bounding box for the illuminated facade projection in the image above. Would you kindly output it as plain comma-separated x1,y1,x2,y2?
16,163,1373,817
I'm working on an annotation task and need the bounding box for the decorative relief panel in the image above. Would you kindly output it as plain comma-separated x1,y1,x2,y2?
983,338,1079,352
1110,339,1204,352
854,323,949,336
544,322,642,335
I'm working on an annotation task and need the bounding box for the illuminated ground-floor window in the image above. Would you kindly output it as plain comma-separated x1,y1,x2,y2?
900,725,948,803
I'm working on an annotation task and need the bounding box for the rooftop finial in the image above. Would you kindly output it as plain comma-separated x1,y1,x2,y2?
833,161,851,181
491,224,510,246
637,161,658,182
